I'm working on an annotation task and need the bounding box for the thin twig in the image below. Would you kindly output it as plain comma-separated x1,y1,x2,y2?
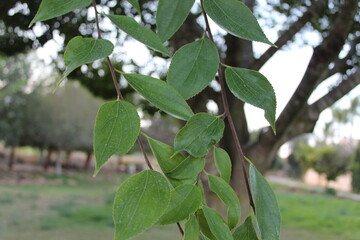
92,0,122,100
92,0,184,235
200,0,255,212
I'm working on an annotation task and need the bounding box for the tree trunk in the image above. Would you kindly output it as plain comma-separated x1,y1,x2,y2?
44,148,53,171
7,147,15,170
83,151,92,170
55,151,63,176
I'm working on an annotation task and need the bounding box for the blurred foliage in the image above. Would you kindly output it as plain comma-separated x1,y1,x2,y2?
0,55,103,152
351,143,360,193
293,142,353,182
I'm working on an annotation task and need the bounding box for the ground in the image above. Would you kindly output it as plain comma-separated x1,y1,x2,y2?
0,171,359,240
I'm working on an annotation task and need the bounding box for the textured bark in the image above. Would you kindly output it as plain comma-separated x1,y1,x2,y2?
7,147,15,170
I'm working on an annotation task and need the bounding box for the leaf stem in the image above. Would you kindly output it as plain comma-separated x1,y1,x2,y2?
92,0,123,100
200,0,255,212
92,1,184,235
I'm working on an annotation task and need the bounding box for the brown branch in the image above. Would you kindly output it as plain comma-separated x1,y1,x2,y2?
200,0,256,212
320,37,360,81
275,0,358,137
310,68,360,115
92,0,123,100
250,0,328,71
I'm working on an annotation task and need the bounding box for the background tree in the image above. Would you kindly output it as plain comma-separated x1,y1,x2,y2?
351,143,360,193
1,0,359,180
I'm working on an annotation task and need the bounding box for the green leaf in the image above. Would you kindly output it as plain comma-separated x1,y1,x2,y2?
225,67,276,133
203,0,274,46
93,101,140,176
106,14,170,56
124,73,194,120
202,206,233,240
207,175,240,230
183,215,199,240
147,137,185,173
63,36,114,77
168,39,219,99
30,0,92,26
156,0,195,42
126,0,141,14
249,165,281,240
166,156,205,180
233,217,259,240
174,113,224,157
113,170,170,240
213,147,232,183
159,184,202,225
167,176,198,188
198,209,216,240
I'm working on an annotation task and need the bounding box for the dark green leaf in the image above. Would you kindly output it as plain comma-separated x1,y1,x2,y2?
203,0,274,46
30,0,92,26
213,147,232,183
124,73,194,120
156,0,195,42
113,170,170,240
184,215,199,240
233,217,259,240
159,184,202,225
168,39,219,99
174,113,224,157
126,0,141,14
207,175,240,229
166,156,205,180
63,37,114,77
147,137,185,173
225,67,276,132
250,165,281,240
202,206,233,240
107,14,170,56
198,209,216,240
167,176,198,188
93,101,140,176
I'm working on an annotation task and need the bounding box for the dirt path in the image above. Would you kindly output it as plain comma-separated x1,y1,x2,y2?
268,175,360,202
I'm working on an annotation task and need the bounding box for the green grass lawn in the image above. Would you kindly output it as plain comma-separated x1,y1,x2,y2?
0,173,359,240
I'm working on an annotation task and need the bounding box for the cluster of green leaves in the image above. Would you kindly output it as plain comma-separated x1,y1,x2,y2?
31,0,281,239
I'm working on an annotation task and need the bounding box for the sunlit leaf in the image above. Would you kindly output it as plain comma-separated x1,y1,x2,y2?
157,0,195,42
213,147,232,183
233,217,259,240
166,156,205,180
168,39,219,99
175,113,224,157
93,101,140,176
30,0,92,26
250,165,281,240
113,170,170,240
159,184,202,225
124,73,194,120
147,137,185,173
183,215,199,240
225,67,276,133
208,174,240,229
107,14,170,56
203,0,274,46
63,37,114,77
126,0,141,14
202,206,233,240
